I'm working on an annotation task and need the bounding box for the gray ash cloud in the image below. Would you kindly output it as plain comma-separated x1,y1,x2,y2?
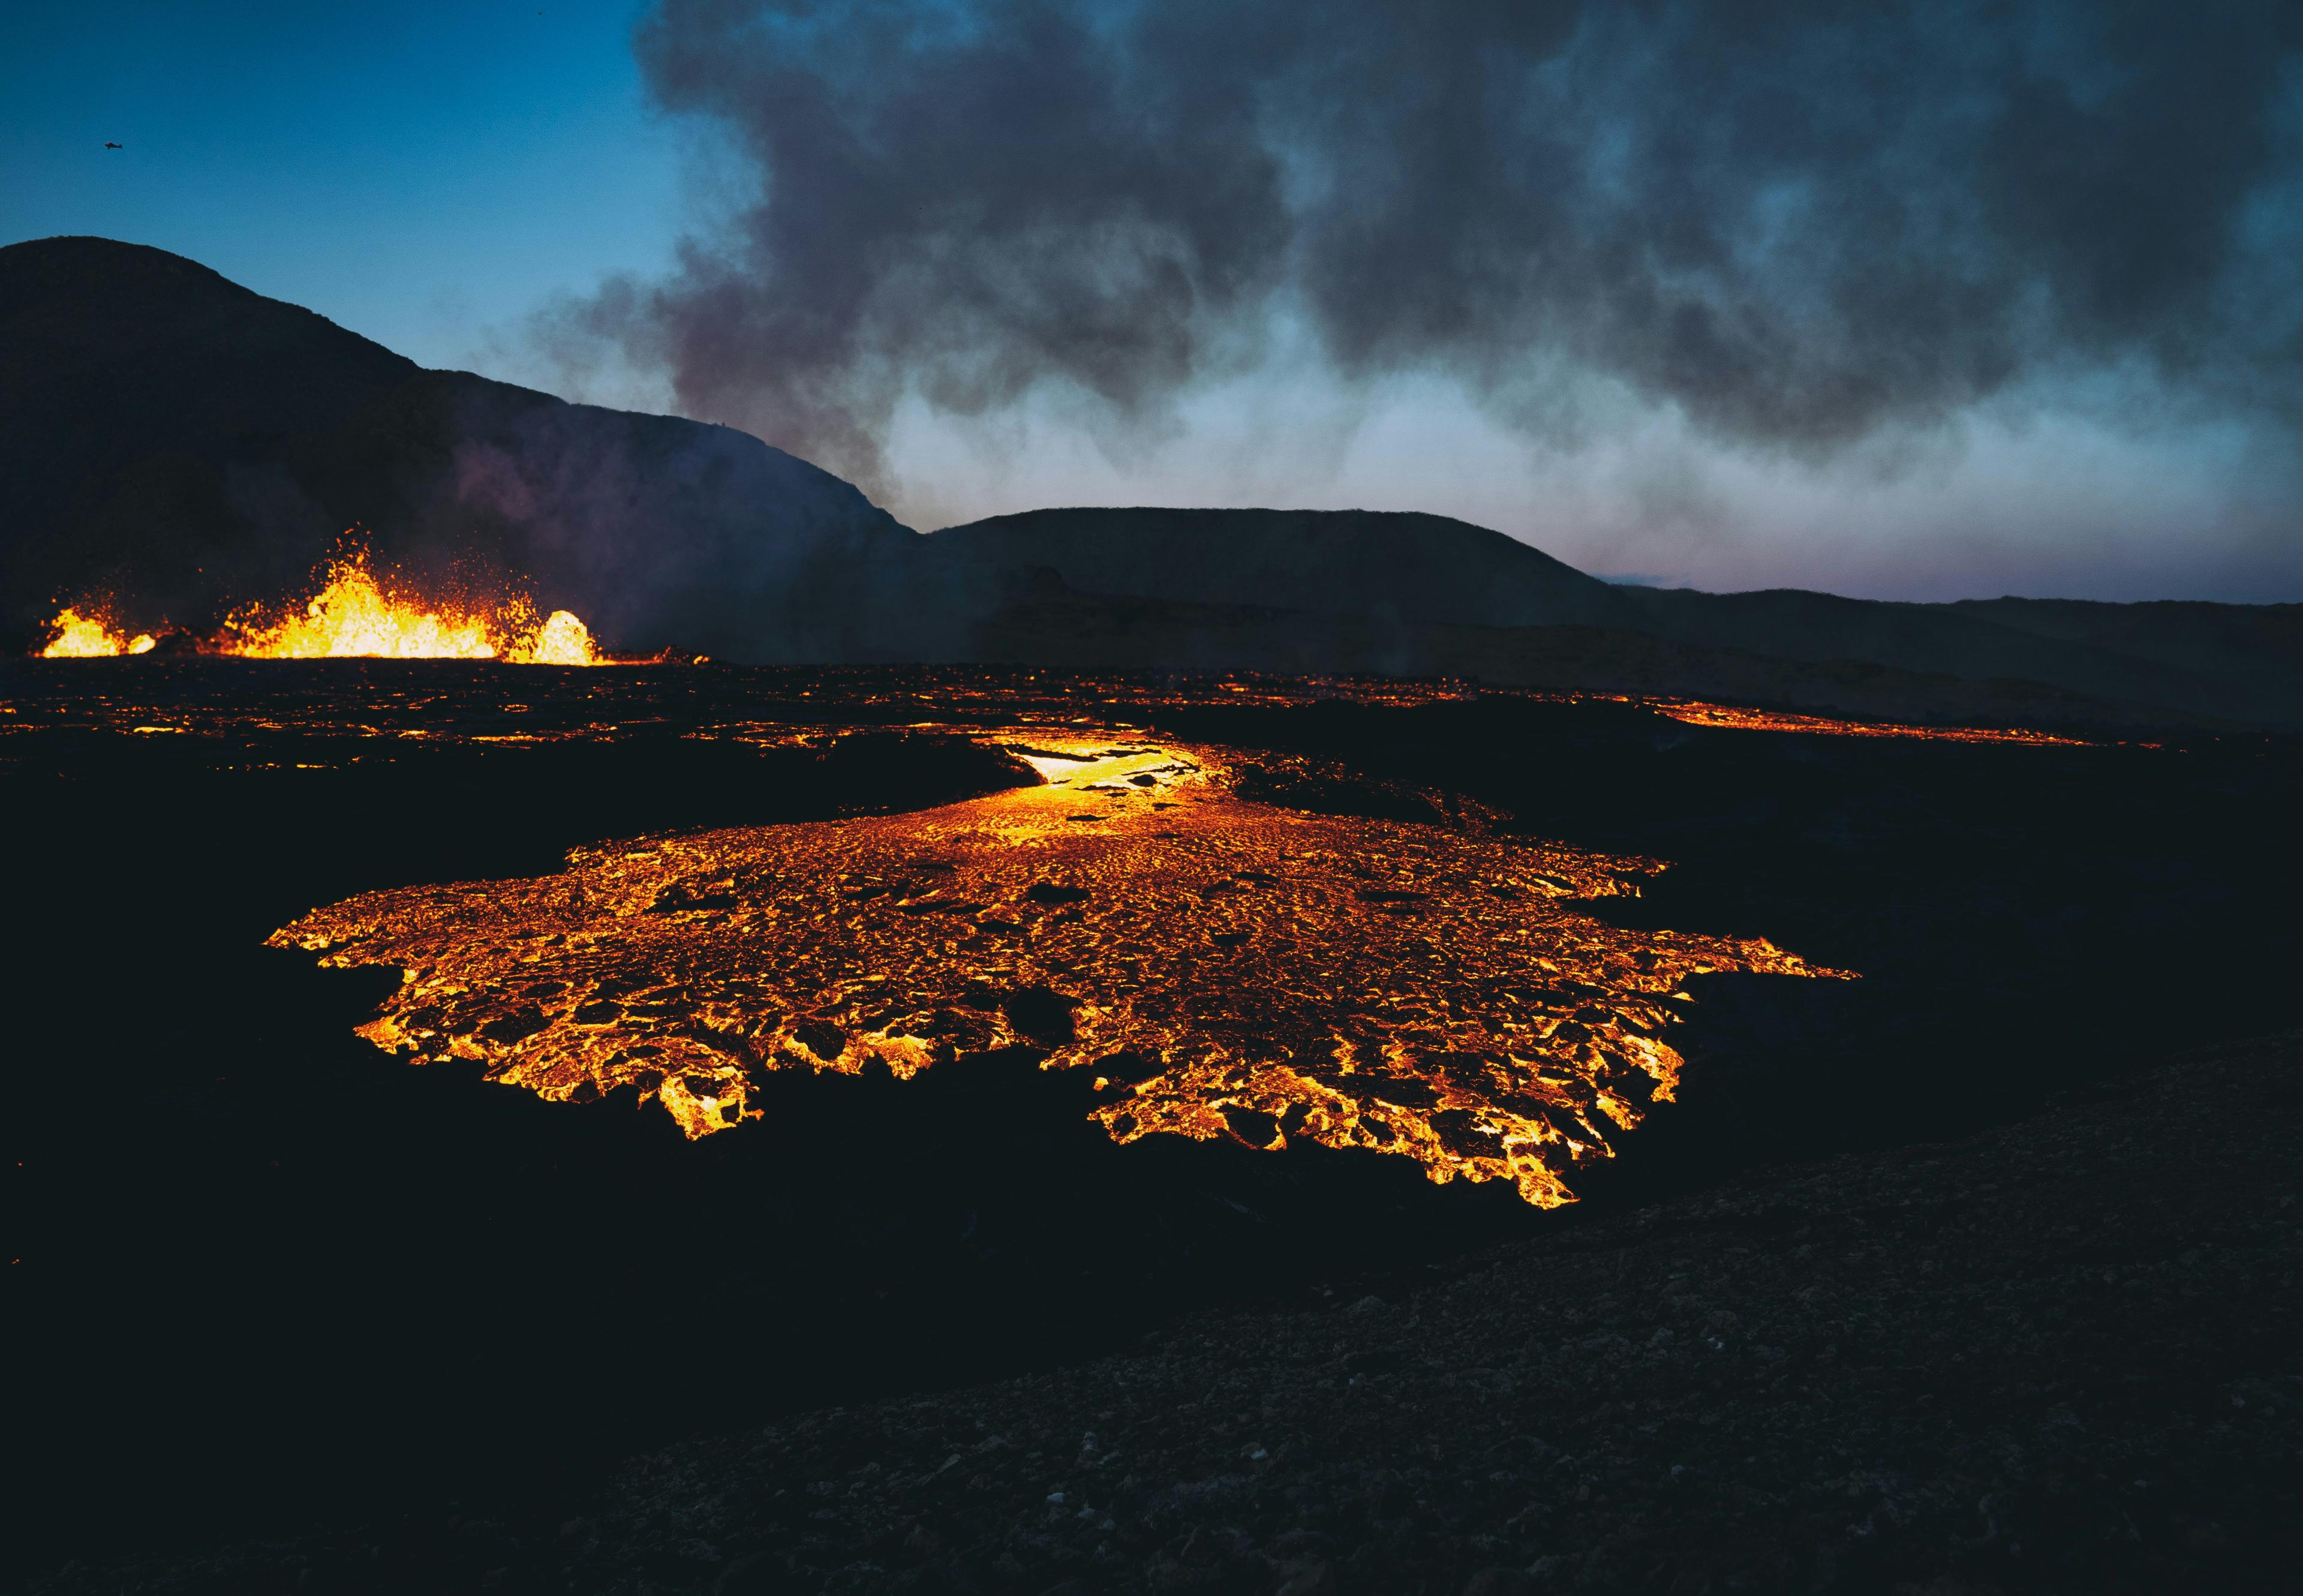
548,1,2303,494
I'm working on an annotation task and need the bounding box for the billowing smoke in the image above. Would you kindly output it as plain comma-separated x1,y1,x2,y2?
548,0,2303,498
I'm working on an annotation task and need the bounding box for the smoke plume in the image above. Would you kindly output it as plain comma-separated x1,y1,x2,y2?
548,0,2303,499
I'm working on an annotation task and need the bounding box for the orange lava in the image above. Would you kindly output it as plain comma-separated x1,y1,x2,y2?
1653,701,2087,744
272,732,1854,1206
38,606,155,658
218,552,601,665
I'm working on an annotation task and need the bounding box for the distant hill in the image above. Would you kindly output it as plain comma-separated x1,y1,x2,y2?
918,506,1631,629
924,512,2302,728
1950,596,2303,690
1614,585,2301,728
0,237,910,660
7,237,2298,729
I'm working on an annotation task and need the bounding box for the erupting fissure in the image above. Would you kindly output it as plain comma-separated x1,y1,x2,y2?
219,552,601,664
38,606,155,657
272,734,1854,1207
32,549,603,663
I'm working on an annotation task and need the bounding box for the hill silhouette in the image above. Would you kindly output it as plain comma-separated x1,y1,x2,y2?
921,506,1629,628
7,236,2299,728
917,513,2300,727
0,237,910,661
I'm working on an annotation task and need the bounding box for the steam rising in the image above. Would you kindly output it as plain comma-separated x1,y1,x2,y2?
548,1,2303,497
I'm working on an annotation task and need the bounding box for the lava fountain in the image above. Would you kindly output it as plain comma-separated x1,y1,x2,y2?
218,552,601,664
39,606,155,657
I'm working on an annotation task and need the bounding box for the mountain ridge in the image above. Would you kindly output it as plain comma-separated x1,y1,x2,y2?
0,236,913,662
7,236,2298,729
918,505,1631,629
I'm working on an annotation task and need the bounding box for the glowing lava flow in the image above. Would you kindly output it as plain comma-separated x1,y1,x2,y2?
219,553,601,664
39,607,155,657
273,735,1854,1206
1653,702,2088,744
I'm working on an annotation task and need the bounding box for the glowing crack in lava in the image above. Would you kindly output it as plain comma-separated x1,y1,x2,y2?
219,552,601,663
272,737,1853,1206
39,606,155,657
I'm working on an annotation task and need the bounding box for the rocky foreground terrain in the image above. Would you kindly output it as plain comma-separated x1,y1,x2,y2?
34,1033,2300,1595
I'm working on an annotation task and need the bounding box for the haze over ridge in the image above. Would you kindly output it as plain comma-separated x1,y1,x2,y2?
526,0,2303,599
8,233,2302,732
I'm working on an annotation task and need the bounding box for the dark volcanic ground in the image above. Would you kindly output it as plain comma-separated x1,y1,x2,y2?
8,661,2301,1589
46,1032,2298,1595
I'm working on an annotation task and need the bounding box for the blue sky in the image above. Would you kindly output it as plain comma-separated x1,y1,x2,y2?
2,2,681,366
5,2,2299,603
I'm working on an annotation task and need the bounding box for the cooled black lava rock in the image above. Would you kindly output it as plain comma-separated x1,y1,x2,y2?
41,1035,2301,1595
1003,985,1081,1046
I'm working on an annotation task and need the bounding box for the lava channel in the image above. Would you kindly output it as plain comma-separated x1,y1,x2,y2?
270,735,1854,1206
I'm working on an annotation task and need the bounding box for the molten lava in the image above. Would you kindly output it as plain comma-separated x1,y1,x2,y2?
219,552,601,664
515,607,600,666
39,607,155,658
272,734,1853,1206
1653,702,2086,744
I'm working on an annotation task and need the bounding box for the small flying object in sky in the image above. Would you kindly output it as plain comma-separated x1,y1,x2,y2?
104,142,122,150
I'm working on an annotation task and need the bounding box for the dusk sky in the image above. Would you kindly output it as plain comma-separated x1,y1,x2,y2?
8,1,2302,603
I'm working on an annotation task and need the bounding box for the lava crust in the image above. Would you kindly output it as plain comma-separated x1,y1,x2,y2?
272,734,1848,1205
